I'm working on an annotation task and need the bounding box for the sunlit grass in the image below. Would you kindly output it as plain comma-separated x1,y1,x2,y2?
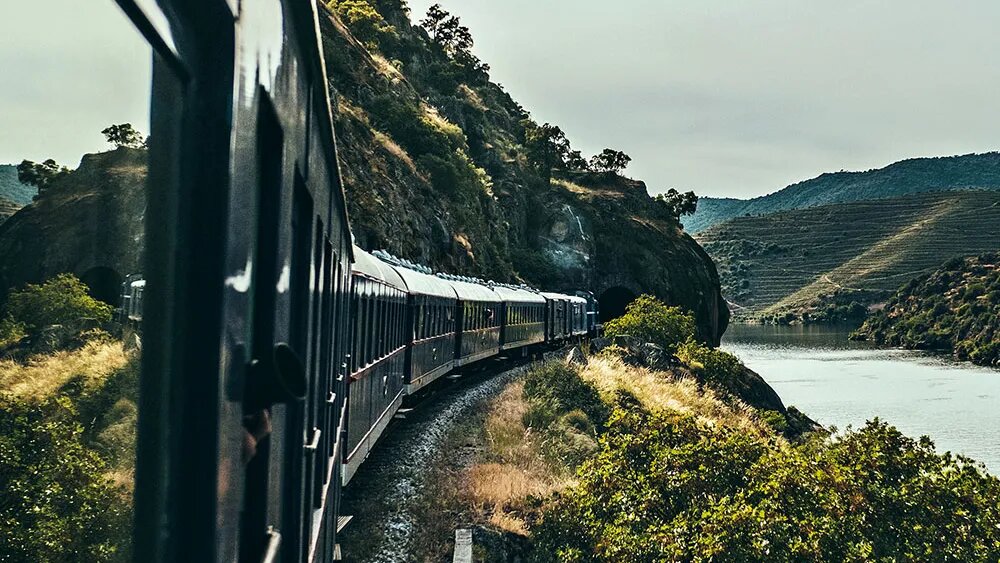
0,338,129,398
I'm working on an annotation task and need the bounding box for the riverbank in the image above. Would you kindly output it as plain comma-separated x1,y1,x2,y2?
424,345,1000,560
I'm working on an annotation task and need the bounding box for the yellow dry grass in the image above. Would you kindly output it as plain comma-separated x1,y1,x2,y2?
465,381,576,535
580,355,774,439
465,356,777,537
372,130,417,173
0,339,129,398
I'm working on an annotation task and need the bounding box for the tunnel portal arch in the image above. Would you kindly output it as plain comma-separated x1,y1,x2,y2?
599,286,638,323
80,266,124,306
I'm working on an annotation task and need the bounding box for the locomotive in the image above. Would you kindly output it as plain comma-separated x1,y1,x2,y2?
100,1,598,561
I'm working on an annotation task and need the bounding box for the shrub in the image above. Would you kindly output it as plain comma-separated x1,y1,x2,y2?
676,341,744,387
0,394,131,561
602,294,696,354
531,408,1000,562
523,362,608,431
3,274,113,338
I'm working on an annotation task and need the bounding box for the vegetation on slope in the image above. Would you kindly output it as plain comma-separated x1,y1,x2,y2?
686,152,1000,233
0,164,36,206
0,274,139,562
319,0,729,341
853,255,1000,367
696,191,1000,321
437,297,1000,561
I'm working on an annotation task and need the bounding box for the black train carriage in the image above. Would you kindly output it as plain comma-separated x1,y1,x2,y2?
386,263,459,393
542,292,570,341
493,285,547,351
568,294,589,337
122,1,357,561
345,248,408,483
575,291,601,337
447,277,503,366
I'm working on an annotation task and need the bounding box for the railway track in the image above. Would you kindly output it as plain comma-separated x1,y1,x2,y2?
337,350,565,561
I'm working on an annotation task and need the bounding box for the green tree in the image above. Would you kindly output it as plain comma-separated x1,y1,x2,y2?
589,148,632,175
522,121,572,183
101,123,145,149
654,188,699,221
0,394,131,561
327,0,397,50
17,159,70,199
3,274,113,339
602,294,696,354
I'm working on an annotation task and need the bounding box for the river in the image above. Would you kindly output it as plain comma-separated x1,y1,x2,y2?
722,323,1000,472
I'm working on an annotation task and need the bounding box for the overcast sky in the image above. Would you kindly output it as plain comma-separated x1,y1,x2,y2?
0,1,150,168
3,3,998,200
408,0,1000,198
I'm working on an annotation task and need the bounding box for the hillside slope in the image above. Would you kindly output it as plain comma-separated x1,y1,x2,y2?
686,153,1000,233
319,0,728,342
0,164,36,206
696,191,1000,320
853,255,999,367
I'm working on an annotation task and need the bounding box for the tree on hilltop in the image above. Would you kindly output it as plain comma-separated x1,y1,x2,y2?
17,159,70,200
522,121,572,183
655,188,699,221
102,123,145,149
589,148,632,175
419,4,489,80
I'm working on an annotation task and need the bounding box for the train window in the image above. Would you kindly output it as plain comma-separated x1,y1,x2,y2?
0,3,167,560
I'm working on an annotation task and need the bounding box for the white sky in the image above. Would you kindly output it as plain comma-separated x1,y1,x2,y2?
0,1,151,167
3,2,997,199
407,0,1000,198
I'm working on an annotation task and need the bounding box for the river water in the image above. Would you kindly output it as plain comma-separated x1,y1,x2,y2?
722,323,1000,472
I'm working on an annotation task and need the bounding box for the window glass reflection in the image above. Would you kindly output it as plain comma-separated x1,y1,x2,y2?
0,2,152,560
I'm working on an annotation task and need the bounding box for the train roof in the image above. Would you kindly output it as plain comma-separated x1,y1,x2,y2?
445,277,501,302
541,292,589,304
491,285,546,304
388,265,457,299
351,246,408,291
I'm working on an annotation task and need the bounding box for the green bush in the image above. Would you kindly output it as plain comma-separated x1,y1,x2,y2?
676,340,744,387
0,394,131,562
531,406,1000,562
327,0,397,50
523,362,608,431
2,274,113,338
602,294,696,354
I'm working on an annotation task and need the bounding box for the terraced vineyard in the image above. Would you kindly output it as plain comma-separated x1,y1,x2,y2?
696,191,1000,319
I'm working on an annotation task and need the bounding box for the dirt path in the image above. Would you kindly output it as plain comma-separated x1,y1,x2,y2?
338,358,537,562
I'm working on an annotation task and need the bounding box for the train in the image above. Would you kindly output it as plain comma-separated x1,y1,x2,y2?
103,1,598,561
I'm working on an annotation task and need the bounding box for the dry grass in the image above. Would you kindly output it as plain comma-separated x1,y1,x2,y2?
464,381,576,535
580,355,774,439
0,339,129,398
372,130,417,173
463,356,777,540
371,53,403,80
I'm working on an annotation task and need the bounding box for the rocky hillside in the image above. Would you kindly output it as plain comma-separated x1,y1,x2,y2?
686,153,1000,233
697,190,1000,322
853,255,1000,367
0,148,146,305
320,0,728,342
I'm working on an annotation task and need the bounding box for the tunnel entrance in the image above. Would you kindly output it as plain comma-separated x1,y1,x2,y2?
599,286,637,323
80,267,124,306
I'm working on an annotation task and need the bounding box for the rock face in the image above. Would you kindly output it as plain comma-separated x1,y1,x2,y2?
0,148,146,304
321,2,729,344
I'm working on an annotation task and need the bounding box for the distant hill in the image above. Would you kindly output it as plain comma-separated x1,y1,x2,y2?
685,153,1000,233
696,190,1000,321
0,164,37,206
853,255,999,367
